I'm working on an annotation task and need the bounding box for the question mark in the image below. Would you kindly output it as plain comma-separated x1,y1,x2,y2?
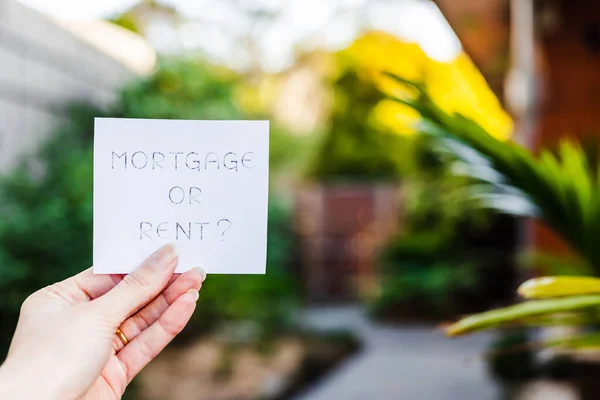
217,219,232,242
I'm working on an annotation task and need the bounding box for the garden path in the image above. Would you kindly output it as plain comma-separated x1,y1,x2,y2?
295,306,499,400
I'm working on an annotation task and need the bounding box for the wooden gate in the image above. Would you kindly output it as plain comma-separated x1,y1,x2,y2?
295,184,401,302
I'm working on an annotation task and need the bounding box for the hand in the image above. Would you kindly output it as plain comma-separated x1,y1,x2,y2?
0,243,205,400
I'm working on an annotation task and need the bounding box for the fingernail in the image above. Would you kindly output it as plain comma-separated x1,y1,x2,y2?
192,267,207,282
186,289,200,302
147,243,178,271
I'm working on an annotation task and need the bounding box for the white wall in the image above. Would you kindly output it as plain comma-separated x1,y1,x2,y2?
0,0,149,169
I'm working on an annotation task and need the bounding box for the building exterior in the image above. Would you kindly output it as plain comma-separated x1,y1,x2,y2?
0,0,155,169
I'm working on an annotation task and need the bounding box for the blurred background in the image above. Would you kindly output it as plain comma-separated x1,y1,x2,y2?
1,0,600,398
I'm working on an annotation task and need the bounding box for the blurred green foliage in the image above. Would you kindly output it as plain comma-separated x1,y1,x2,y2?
118,60,242,120
488,329,583,388
0,59,300,358
367,130,491,320
309,66,412,181
488,329,537,384
401,136,489,240
383,73,600,339
386,73,600,271
371,232,480,319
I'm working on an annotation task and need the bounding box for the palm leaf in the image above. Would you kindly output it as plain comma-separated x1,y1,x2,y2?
446,295,600,336
518,276,600,299
383,72,600,338
384,72,600,269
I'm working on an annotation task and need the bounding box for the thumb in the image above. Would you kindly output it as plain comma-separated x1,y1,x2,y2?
93,243,179,323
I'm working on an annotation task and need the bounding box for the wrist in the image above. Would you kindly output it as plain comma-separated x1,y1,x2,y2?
0,358,64,400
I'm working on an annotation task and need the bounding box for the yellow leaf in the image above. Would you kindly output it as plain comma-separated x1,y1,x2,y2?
345,31,513,140
518,276,600,299
370,99,420,135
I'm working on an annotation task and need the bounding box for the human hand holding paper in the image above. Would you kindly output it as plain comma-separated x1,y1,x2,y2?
0,118,269,398
0,244,204,400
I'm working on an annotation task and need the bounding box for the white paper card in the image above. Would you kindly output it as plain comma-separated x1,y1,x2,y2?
93,118,269,274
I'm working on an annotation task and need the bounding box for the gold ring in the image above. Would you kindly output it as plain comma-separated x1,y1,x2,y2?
116,328,129,346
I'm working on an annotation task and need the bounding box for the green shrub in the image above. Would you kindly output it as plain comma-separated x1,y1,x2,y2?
308,67,411,181
371,232,480,319
488,329,537,383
